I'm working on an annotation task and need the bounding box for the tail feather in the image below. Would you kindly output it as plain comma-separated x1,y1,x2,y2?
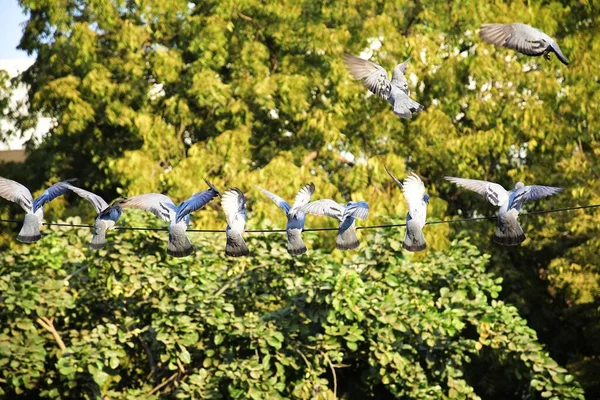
17,214,41,243
403,219,426,252
493,213,525,246
287,229,307,255
226,230,249,257
90,220,112,250
336,224,359,250
167,225,194,257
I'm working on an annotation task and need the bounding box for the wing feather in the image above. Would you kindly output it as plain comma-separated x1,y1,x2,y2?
256,186,291,214
120,193,175,221
343,54,392,99
221,188,247,228
445,176,509,206
0,176,33,212
176,186,219,223
298,199,344,221
65,184,109,213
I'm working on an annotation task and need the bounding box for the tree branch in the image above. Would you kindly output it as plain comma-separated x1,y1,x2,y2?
148,372,178,395
37,316,66,352
322,352,337,399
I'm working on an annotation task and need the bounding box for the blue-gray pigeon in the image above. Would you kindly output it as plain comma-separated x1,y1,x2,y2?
0,177,75,243
256,183,315,255
221,188,249,257
385,167,429,252
64,183,124,249
479,23,569,65
119,180,219,257
298,199,369,250
445,177,563,246
343,54,424,119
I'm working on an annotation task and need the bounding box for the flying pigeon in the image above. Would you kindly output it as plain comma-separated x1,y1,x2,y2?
479,23,569,65
385,167,429,252
221,188,249,257
343,53,424,119
64,183,124,249
298,199,369,250
445,177,563,245
0,177,75,243
256,183,315,255
119,181,219,257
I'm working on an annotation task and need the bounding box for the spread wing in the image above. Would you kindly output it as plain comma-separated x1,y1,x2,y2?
120,193,176,222
176,186,219,223
65,184,109,213
343,201,370,220
290,183,315,212
445,176,509,207
403,173,426,218
509,185,563,210
221,188,247,228
480,23,548,56
384,166,404,191
32,179,78,212
343,54,392,99
298,199,345,221
256,186,291,214
0,176,33,212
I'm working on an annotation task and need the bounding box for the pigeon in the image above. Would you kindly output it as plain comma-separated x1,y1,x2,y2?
298,199,369,250
64,183,124,249
445,177,563,245
479,23,569,65
119,181,219,257
343,53,424,119
221,188,249,257
0,177,75,243
256,183,315,255
385,167,429,252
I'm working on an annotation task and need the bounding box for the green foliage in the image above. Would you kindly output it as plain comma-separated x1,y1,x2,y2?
0,215,585,399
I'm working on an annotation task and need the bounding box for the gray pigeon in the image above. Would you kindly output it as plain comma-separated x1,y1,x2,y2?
298,199,369,250
119,181,219,257
445,177,562,246
343,54,424,119
256,183,315,255
0,177,75,243
385,167,429,252
221,188,249,257
479,23,569,65
64,183,123,249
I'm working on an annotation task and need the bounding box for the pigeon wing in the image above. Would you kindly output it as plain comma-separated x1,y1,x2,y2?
509,185,563,210
298,199,345,221
344,201,370,220
445,177,509,206
403,173,426,218
0,176,33,212
480,23,547,56
343,54,392,99
290,183,315,212
176,187,219,223
256,186,291,214
65,184,109,213
384,166,404,191
221,188,247,229
120,193,176,222
32,179,78,212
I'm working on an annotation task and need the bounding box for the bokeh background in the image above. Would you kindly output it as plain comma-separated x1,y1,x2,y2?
0,0,598,398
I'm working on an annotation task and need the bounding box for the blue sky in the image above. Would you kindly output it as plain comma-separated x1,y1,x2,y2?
0,0,31,59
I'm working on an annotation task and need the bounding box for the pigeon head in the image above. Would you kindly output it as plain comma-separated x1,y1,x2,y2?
515,182,525,189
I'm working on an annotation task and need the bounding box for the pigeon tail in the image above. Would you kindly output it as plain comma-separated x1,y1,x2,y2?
167,224,194,257
403,219,426,252
90,220,114,250
493,213,525,246
226,230,249,257
17,214,41,243
287,228,307,255
550,43,569,65
336,225,359,250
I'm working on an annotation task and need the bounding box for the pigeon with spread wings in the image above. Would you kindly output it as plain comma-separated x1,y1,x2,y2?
298,198,369,250
221,188,249,257
119,180,219,257
0,177,75,243
343,54,424,119
256,183,315,255
386,167,429,252
479,23,569,65
445,177,562,245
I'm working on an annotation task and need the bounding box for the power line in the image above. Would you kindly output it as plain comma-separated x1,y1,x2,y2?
0,204,598,233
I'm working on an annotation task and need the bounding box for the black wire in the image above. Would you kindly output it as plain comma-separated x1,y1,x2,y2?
0,204,598,233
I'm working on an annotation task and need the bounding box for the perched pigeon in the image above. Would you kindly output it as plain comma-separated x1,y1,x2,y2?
445,177,562,245
256,183,315,255
343,53,424,119
64,183,124,249
298,199,369,250
221,188,249,257
119,181,219,257
385,167,429,252
479,23,569,65
0,177,75,243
